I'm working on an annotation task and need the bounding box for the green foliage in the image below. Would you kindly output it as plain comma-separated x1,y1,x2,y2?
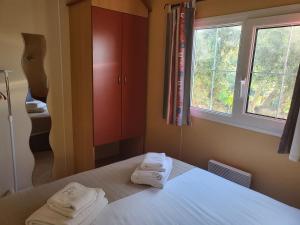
192,25,300,119
248,26,300,119
192,26,241,113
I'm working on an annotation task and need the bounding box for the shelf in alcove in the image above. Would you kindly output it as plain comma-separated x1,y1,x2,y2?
95,154,125,168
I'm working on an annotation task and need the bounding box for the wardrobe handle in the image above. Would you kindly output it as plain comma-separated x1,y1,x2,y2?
124,76,127,84
118,76,121,84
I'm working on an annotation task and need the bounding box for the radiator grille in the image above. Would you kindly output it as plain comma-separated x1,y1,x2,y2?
208,160,252,188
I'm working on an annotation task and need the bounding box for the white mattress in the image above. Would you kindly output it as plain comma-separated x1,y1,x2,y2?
95,168,300,225
29,108,51,136
0,156,193,225
1,156,299,225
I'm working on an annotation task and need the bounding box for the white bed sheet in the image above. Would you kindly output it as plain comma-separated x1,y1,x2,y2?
0,156,193,225
29,107,51,136
95,168,300,225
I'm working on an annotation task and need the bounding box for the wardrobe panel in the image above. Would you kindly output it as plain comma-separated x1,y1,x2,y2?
122,14,148,139
70,1,94,172
92,7,122,146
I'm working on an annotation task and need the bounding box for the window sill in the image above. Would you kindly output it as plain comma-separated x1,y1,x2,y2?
190,107,284,137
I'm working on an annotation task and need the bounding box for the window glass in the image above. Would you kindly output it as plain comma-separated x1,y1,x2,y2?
192,25,242,114
247,26,300,119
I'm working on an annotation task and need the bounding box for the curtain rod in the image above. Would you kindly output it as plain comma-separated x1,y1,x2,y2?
164,0,205,9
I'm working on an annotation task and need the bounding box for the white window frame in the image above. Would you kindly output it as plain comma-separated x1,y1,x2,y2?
191,4,300,137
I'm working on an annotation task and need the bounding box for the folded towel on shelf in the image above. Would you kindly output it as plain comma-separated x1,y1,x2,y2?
140,152,167,172
26,100,47,113
26,193,108,225
26,100,47,110
26,101,39,109
131,157,173,188
47,182,104,218
27,107,45,113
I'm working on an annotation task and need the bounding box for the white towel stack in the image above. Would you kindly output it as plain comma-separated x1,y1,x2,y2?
26,182,108,225
131,153,173,188
26,100,47,113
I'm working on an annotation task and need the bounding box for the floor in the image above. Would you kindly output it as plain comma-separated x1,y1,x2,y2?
32,151,54,186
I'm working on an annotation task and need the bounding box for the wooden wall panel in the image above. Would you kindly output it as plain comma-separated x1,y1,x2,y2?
195,0,300,18
69,1,95,172
91,0,148,17
140,0,152,11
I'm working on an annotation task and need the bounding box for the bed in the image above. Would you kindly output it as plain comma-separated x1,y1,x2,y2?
29,109,51,136
27,100,52,152
0,155,299,225
27,102,51,137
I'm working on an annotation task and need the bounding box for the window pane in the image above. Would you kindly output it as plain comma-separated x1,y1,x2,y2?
192,25,241,114
247,73,281,118
212,71,236,113
277,74,297,119
216,26,242,71
192,70,212,110
287,26,300,74
252,27,290,74
247,26,300,119
194,29,217,72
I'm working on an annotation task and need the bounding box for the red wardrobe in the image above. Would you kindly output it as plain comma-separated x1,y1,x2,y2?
68,1,148,172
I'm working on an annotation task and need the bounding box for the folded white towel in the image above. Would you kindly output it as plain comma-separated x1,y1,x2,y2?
141,158,170,173
27,107,46,113
47,182,104,218
140,152,166,172
26,101,39,109
131,157,173,188
26,100,47,113
26,193,108,225
26,100,47,110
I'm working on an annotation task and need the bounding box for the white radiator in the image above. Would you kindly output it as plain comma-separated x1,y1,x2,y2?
208,160,252,188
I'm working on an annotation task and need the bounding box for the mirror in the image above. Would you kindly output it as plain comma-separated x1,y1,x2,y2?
22,33,53,186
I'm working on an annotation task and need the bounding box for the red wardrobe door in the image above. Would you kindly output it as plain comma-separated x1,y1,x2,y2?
92,7,122,146
122,14,148,139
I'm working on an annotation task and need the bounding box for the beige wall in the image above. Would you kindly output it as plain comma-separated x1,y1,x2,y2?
0,0,73,194
22,33,48,100
145,0,300,208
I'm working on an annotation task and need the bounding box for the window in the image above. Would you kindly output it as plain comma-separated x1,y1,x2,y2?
247,25,300,120
192,26,242,114
191,6,300,136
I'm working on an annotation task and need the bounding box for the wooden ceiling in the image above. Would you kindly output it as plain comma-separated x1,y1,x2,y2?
67,0,152,11
140,0,152,11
